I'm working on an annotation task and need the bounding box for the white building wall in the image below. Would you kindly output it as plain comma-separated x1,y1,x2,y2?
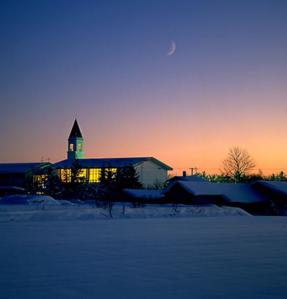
135,161,169,188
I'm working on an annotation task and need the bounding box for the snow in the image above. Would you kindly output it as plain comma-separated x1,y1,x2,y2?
168,174,207,183
0,195,74,206
1,216,287,299
0,195,250,222
166,181,266,203
256,180,287,195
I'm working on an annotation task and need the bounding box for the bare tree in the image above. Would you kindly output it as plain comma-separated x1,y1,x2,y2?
222,147,256,181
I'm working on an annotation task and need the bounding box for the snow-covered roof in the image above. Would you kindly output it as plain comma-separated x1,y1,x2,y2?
168,175,207,183
123,189,164,199
254,181,287,195
165,181,266,203
0,163,49,174
54,157,172,170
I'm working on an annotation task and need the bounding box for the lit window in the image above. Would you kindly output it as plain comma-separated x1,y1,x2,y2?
77,168,87,182
78,144,82,151
89,168,101,183
69,144,74,151
106,168,117,178
59,169,71,183
33,174,48,189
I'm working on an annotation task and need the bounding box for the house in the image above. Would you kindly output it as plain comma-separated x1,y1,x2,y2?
122,188,164,203
252,181,287,213
167,174,207,185
164,181,270,214
0,162,50,188
53,120,173,188
252,180,287,199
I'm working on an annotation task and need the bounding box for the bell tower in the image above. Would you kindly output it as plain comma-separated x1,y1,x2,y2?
67,119,84,160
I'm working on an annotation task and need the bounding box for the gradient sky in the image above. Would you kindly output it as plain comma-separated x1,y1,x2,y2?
1,0,287,175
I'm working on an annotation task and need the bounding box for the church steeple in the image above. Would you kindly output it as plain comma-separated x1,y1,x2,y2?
69,119,83,138
67,119,84,160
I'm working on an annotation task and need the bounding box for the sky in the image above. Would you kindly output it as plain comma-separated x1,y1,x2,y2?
1,0,287,175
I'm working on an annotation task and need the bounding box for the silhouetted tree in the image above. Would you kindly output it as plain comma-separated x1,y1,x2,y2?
116,165,142,190
222,147,256,182
62,159,88,199
98,168,117,198
70,159,84,184
44,166,64,198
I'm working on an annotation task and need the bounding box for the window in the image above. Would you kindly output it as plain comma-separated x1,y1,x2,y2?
33,174,48,190
58,168,87,183
59,169,71,183
89,168,101,183
69,143,74,151
77,168,87,182
106,168,117,179
78,143,82,151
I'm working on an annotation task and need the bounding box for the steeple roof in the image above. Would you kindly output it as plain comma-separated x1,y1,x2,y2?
69,119,83,138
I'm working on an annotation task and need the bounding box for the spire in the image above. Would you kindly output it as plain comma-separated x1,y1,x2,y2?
67,119,84,160
69,119,82,139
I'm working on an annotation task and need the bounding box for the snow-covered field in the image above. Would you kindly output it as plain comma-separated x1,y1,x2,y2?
0,195,250,222
0,196,287,299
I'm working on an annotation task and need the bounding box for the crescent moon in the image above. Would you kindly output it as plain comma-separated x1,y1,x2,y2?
167,40,176,56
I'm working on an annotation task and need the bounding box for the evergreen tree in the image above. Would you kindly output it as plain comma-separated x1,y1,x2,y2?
116,164,142,189
44,166,64,198
98,168,117,199
70,159,84,184
269,171,287,181
63,159,87,199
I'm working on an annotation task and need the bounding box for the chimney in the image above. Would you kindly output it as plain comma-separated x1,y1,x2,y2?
182,171,187,177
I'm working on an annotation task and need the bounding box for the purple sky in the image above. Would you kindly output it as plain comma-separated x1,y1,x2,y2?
1,0,287,174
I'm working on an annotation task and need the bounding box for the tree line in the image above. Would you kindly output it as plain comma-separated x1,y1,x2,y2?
199,146,287,183
26,146,287,199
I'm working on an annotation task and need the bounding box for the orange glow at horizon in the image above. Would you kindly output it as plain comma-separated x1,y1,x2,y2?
2,86,287,177
1,0,287,179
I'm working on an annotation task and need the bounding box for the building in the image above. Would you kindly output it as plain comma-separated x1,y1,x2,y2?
167,174,207,185
164,181,270,214
0,162,50,188
0,120,172,189
53,119,172,187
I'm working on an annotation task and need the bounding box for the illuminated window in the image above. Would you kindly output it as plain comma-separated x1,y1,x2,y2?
89,168,101,183
78,143,82,151
69,143,74,151
106,168,117,179
58,168,87,183
59,168,71,183
77,168,87,182
33,174,48,190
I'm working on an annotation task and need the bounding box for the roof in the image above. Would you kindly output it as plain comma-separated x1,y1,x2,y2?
168,175,207,183
69,119,83,139
254,181,287,195
165,181,267,203
54,157,172,170
0,163,50,174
